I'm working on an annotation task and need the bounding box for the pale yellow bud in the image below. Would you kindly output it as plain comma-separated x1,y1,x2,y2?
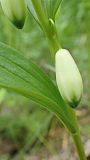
0,0,26,29
55,49,83,108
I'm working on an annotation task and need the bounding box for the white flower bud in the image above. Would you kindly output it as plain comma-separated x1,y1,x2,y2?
0,0,26,29
55,49,83,108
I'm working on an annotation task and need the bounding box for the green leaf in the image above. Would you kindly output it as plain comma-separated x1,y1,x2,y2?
26,0,40,24
0,42,77,134
41,0,62,21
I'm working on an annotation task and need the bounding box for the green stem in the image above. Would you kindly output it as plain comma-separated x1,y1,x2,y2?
69,109,87,160
72,132,87,160
31,0,48,31
31,0,60,57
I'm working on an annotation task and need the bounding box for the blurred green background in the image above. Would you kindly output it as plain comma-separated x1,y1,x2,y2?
0,0,90,160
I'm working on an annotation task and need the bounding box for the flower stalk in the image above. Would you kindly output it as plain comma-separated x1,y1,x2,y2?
72,132,87,160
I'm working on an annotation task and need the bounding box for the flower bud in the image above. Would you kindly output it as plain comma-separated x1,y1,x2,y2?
55,49,83,108
0,0,26,29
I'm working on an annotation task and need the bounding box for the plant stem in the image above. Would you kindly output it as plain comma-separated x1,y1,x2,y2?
31,0,60,57
31,0,48,32
72,132,87,160
69,109,87,160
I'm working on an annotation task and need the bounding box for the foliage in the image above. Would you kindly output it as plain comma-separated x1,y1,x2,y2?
0,0,90,159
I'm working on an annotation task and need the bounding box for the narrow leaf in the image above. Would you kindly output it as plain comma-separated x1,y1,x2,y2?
26,0,40,24
41,0,62,21
0,42,77,134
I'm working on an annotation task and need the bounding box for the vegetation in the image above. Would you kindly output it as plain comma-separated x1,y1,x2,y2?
0,0,90,159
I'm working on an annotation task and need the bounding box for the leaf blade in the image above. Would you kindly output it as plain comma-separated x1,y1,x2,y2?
41,0,62,21
0,42,77,134
26,0,40,24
